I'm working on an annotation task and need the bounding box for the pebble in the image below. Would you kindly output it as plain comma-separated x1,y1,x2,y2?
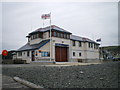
80,71,84,74
100,78,104,80
2,61,119,88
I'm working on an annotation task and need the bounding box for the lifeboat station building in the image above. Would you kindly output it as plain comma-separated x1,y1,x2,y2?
14,25,100,63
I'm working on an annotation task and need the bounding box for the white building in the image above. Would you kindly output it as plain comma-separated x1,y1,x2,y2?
14,25,100,63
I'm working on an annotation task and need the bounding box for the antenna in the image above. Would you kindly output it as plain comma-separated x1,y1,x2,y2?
91,34,94,41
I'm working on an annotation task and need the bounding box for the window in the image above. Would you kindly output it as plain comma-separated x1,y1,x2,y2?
91,43,93,48
61,33,63,38
37,33,39,38
32,35,34,39
67,34,70,39
36,51,38,56
34,34,36,39
57,32,60,37
94,44,96,49
60,33,63,38
31,35,33,40
41,52,50,57
72,40,75,46
54,32,57,37
64,34,67,39
73,52,75,56
39,33,43,38
79,52,81,56
96,45,98,49
27,51,29,57
88,42,91,48
32,35,33,39
79,41,82,47
18,52,22,56
36,34,37,38
59,33,61,38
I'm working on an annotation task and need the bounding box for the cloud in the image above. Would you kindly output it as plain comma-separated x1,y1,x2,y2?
1,2,118,52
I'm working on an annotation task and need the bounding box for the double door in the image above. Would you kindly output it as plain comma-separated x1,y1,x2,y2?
55,46,68,62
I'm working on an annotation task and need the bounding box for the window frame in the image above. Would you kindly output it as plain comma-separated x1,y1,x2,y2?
18,52,22,56
79,41,82,47
72,40,76,46
79,52,81,56
73,52,75,56
41,52,50,57
54,31,57,37
27,51,29,57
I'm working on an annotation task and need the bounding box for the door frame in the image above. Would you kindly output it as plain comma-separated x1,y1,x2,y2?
31,51,35,61
55,46,68,62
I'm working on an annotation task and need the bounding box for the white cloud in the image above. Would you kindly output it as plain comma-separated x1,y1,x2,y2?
1,2,118,52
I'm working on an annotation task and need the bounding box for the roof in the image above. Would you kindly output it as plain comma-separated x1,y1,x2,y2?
29,25,72,35
17,39,50,51
71,35,99,44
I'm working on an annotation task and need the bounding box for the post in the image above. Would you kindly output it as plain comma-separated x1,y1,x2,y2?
50,12,52,62
100,39,103,61
43,19,44,28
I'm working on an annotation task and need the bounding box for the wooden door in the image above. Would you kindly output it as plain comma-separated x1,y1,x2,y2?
55,46,68,62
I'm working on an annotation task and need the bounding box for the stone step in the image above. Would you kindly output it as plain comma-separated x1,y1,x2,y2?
30,61,55,65
56,62,79,65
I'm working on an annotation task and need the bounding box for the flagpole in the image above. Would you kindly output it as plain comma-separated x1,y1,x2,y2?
50,12,52,62
100,39,103,61
43,19,44,28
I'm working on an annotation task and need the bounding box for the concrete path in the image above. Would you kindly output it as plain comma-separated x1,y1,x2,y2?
1,63,32,89
2,62,101,68
2,75,30,89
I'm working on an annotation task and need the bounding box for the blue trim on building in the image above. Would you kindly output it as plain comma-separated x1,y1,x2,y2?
55,43,69,47
37,39,50,49
17,39,50,52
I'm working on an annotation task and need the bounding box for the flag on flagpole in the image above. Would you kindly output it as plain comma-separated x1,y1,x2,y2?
41,14,50,19
96,38,101,42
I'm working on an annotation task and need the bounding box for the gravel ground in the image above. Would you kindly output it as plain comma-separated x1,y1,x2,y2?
2,75,30,89
2,61,120,88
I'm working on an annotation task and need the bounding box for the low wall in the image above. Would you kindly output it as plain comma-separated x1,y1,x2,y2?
69,59,102,63
85,59,102,63
2,59,14,64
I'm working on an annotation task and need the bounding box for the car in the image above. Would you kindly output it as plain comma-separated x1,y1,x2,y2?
113,57,120,61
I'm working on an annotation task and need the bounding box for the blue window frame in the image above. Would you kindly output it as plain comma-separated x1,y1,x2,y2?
41,52,50,57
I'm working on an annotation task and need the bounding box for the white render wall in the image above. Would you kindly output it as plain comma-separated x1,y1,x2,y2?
35,42,50,61
43,32,49,39
30,38,43,45
70,40,99,62
16,51,32,63
29,32,49,45
52,37,71,61
16,33,100,63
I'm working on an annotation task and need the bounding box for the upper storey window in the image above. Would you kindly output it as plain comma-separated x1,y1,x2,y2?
61,33,64,38
64,34,67,39
30,32,43,40
54,32,57,37
79,41,82,47
52,31,70,39
72,40,75,46
57,32,60,37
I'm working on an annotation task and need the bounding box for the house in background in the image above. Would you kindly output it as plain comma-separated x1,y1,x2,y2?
13,25,100,63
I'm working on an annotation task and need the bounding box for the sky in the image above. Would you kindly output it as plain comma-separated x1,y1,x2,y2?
0,0,119,52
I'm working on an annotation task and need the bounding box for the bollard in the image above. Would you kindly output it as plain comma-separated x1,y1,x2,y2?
13,77,48,90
